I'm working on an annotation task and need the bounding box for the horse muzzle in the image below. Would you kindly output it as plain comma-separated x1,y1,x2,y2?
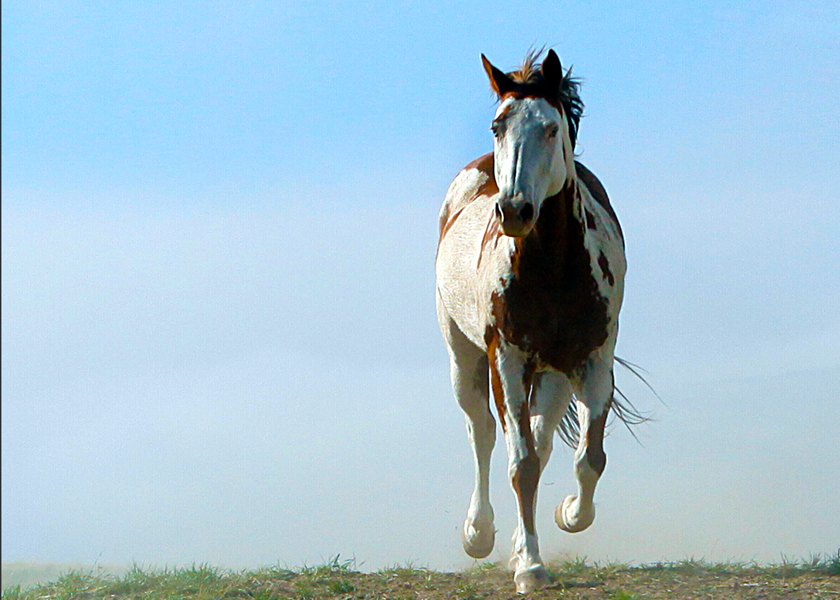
495,197,535,237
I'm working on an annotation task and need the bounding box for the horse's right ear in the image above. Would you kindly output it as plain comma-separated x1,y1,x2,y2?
541,49,563,92
482,54,515,97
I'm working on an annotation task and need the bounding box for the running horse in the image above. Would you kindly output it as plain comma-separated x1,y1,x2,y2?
436,50,627,593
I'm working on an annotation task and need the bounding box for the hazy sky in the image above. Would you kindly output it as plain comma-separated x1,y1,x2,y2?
3,0,839,571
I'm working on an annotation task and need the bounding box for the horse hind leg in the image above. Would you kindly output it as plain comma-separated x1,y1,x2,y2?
522,371,573,531
530,371,574,478
556,358,613,534
442,317,497,558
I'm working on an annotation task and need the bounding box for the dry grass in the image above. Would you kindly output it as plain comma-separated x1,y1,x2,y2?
3,553,839,599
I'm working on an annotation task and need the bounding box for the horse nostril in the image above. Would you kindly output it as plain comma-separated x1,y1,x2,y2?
519,203,534,223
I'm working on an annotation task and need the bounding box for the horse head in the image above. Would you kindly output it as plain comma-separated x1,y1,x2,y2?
482,49,580,237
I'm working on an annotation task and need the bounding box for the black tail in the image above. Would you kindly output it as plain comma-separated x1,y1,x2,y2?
557,356,657,448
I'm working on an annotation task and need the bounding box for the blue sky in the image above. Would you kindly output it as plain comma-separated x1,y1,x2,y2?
3,0,839,571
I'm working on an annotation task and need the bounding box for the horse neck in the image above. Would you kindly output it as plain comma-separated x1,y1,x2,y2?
519,177,583,271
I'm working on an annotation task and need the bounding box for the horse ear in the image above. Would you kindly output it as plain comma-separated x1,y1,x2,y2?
541,49,563,90
482,54,515,97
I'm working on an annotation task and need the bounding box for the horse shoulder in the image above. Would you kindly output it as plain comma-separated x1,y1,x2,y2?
437,153,506,350
439,153,498,243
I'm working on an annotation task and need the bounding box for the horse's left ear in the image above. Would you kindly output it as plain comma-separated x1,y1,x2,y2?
541,49,563,90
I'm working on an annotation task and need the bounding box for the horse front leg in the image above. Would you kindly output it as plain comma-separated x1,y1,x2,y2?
487,336,548,593
455,349,497,559
441,313,497,559
556,357,613,533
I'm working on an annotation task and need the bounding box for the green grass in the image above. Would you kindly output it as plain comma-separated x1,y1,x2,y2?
611,592,641,600
3,552,838,599
631,551,840,578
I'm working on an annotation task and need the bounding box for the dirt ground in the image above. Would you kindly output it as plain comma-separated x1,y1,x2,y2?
254,560,840,600
4,559,839,599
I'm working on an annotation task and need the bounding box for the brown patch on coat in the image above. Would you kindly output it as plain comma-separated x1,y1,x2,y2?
512,400,540,535
438,153,498,244
480,211,502,254
477,215,502,271
584,208,597,231
491,183,610,374
438,211,451,241
485,328,507,433
584,399,612,475
465,152,496,175
598,251,615,286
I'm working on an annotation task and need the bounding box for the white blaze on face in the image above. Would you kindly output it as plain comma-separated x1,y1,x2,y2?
491,97,573,235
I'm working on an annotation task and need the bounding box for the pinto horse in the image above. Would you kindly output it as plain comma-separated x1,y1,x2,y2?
436,50,627,593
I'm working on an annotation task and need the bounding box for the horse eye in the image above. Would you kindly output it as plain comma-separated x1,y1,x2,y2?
548,125,559,138
491,124,500,138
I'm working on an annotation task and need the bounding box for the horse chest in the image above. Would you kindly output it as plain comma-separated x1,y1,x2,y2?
489,211,611,374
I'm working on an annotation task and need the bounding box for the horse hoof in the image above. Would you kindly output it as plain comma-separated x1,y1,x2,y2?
462,522,495,558
514,564,550,594
555,494,595,533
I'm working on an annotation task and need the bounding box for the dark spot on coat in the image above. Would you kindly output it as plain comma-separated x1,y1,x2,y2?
585,208,597,231
584,399,612,475
598,251,615,286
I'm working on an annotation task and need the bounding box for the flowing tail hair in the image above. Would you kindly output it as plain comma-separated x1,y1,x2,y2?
557,357,659,448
